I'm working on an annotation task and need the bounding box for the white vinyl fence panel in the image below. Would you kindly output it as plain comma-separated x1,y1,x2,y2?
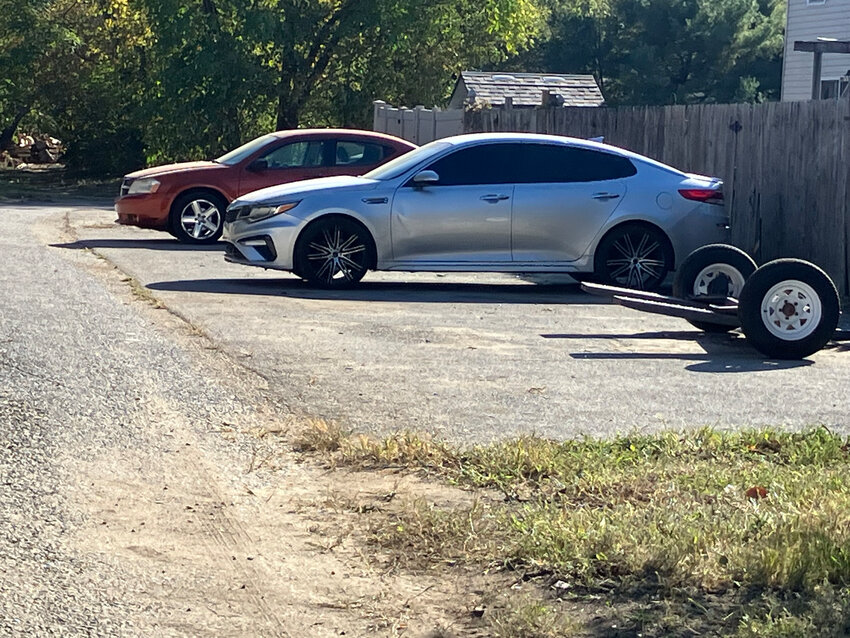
372,101,463,145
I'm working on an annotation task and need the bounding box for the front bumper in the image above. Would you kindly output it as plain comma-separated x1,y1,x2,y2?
114,193,171,230
222,213,303,271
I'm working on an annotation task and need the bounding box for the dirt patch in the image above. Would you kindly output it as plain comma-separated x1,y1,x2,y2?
68,420,514,635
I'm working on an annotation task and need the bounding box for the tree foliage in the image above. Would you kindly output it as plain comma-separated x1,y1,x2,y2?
137,0,543,161
527,0,785,105
0,0,150,172
0,0,785,173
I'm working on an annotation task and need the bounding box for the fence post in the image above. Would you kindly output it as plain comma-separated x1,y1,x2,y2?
414,105,425,145
432,106,438,142
372,100,386,133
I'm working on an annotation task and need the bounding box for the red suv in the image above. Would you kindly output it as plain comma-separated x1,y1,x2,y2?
115,129,416,243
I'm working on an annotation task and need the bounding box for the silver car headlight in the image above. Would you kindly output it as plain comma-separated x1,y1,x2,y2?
244,201,300,223
127,178,161,195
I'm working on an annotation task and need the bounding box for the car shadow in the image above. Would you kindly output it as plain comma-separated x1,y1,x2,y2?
141,277,837,367
51,239,224,252
146,277,602,304
543,330,712,341
550,331,814,372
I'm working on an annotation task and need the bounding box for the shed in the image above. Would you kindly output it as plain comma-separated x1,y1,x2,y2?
447,71,604,109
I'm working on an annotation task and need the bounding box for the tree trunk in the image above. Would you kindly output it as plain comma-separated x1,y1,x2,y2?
0,105,30,151
276,94,300,131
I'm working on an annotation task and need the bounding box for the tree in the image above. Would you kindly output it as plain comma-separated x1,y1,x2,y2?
0,0,64,149
136,0,268,163
312,0,544,126
137,0,544,162
0,0,150,172
523,0,784,105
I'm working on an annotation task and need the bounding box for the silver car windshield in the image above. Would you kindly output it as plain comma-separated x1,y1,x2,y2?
363,141,452,180
216,134,277,165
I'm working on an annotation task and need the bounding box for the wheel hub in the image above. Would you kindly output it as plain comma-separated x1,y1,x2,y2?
692,264,746,299
606,231,666,289
181,199,220,240
307,226,367,283
760,279,822,341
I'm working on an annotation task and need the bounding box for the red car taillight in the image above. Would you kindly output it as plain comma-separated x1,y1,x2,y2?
678,188,724,205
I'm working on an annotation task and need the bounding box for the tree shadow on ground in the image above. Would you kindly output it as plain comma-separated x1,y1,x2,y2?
558,579,850,638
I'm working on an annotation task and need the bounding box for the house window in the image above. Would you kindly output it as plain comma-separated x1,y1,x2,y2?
820,77,850,99
806,0,826,5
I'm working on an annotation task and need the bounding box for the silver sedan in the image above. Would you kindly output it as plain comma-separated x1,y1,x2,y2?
222,133,729,290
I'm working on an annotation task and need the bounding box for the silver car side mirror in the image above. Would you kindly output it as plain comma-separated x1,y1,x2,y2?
412,170,439,186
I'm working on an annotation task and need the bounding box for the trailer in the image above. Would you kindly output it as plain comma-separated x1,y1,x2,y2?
581,244,848,360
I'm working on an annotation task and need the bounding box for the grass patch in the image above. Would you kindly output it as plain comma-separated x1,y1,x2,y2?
484,594,578,637
300,422,850,636
124,273,165,309
0,167,117,201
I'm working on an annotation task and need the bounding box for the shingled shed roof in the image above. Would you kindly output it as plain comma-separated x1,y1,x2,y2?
448,72,604,109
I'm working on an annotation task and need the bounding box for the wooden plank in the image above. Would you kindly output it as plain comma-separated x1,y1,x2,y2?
794,40,850,54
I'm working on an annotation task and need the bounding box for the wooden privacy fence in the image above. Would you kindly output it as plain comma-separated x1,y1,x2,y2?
466,100,850,297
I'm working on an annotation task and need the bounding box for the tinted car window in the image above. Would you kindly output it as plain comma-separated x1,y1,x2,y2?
216,134,276,165
334,141,386,166
365,141,451,181
518,144,637,183
261,141,325,168
422,143,523,186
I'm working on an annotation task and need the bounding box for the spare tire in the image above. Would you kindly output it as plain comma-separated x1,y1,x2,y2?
673,244,757,333
737,258,839,359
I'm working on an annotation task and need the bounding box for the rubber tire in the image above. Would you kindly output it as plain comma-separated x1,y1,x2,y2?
594,223,673,292
672,244,757,333
169,191,227,244
294,216,374,289
738,259,839,360
165,213,180,239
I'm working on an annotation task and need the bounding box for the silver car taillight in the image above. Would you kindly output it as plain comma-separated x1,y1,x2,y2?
678,188,724,205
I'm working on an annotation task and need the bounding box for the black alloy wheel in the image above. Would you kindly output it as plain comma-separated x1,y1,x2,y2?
295,217,373,288
595,223,673,292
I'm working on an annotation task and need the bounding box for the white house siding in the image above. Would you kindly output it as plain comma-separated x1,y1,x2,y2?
782,0,850,101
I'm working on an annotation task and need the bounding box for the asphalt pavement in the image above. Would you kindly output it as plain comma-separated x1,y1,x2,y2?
57,204,850,441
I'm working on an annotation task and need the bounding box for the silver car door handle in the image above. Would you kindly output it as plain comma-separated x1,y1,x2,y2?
592,192,621,201
480,194,510,202
362,197,388,204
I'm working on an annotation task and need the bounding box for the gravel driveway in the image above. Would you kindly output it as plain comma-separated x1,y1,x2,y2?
0,204,294,635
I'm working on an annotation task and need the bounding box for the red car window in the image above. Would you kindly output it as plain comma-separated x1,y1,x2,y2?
334,140,386,166
260,141,325,168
